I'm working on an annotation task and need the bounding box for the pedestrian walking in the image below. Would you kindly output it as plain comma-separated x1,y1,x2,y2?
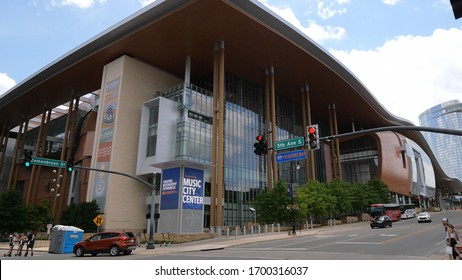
24,231,35,257
442,218,460,260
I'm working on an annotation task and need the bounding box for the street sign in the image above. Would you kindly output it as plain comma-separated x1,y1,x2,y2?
30,157,66,168
274,137,305,151
93,214,104,227
275,149,306,163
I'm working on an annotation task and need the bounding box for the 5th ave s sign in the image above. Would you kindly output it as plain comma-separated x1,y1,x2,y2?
274,137,305,151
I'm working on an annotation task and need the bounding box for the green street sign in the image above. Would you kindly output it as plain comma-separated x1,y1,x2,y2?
274,137,305,151
30,157,67,168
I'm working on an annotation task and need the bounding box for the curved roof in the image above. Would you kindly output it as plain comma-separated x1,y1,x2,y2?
1,0,460,192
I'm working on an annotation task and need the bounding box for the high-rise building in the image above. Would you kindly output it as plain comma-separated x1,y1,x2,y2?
419,100,462,182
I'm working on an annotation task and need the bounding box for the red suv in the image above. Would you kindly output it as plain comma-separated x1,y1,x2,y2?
73,231,138,257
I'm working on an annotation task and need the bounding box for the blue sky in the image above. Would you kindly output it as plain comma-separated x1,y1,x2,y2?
1,0,461,124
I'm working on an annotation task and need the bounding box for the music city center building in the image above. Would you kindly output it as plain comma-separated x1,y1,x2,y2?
1,0,460,233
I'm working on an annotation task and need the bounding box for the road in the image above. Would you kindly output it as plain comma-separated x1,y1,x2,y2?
150,211,456,260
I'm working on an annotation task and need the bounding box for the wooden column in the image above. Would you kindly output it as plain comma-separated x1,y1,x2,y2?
332,104,342,180
216,41,225,230
210,43,219,231
0,125,10,175
26,108,49,205
304,85,315,181
264,69,273,190
269,67,278,183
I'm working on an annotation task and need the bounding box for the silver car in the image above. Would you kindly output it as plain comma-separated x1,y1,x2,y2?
417,212,431,223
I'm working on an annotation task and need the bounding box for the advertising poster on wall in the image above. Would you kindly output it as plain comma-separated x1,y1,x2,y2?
92,77,120,211
182,167,204,210
160,167,180,210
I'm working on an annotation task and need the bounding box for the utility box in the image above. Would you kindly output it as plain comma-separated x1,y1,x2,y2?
48,225,84,254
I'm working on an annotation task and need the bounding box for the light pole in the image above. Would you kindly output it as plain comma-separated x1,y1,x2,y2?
146,175,157,250
291,183,296,235
249,207,256,224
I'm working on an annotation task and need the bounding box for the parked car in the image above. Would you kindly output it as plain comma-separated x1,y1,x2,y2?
370,215,392,228
73,231,138,257
416,212,432,223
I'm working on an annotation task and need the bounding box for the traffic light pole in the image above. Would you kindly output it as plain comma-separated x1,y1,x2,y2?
319,125,462,142
73,165,158,249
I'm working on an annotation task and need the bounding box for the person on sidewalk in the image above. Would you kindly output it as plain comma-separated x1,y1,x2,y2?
442,218,460,260
3,234,14,257
15,233,27,256
24,231,35,257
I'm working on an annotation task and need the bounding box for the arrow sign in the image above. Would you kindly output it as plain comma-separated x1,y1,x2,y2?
93,214,105,227
275,149,306,163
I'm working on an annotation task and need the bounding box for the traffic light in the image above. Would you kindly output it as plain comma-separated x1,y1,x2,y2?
66,160,74,172
24,151,33,167
253,135,268,156
307,124,319,150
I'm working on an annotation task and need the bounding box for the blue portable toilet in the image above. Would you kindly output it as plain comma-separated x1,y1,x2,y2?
48,225,84,254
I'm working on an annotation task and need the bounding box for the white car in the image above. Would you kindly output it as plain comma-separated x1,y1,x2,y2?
417,212,431,223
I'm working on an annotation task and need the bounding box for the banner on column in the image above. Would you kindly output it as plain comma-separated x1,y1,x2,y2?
160,167,180,210
182,167,204,210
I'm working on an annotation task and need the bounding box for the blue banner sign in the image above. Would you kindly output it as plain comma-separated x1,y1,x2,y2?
160,167,180,210
182,167,204,210
275,149,306,163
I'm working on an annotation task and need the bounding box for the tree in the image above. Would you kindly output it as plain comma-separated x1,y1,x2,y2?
26,200,52,232
367,178,391,205
297,180,335,222
0,190,28,234
328,179,353,217
60,201,100,232
252,181,291,224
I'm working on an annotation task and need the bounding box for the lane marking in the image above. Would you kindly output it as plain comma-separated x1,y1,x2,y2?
382,224,439,244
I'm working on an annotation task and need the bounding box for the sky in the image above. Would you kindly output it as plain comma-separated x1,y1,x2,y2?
1,0,461,125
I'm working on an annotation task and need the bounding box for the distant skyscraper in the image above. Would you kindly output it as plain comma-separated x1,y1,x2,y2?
419,100,462,181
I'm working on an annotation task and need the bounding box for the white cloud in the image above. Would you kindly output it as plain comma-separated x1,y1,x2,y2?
317,0,350,20
139,0,156,7
0,73,16,97
47,0,107,10
330,28,462,124
260,1,346,42
382,0,401,5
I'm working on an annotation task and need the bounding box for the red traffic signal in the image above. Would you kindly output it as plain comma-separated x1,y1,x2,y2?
307,124,319,150
308,126,316,135
254,135,268,155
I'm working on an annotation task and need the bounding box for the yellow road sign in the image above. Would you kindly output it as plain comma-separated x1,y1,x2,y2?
93,214,104,227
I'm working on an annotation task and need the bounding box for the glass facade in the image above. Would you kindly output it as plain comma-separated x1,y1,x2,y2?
419,100,462,181
339,136,378,184
153,73,310,226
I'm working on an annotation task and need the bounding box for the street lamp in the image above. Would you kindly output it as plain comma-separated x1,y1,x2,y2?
249,207,256,224
288,183,298,235
146,175,157,250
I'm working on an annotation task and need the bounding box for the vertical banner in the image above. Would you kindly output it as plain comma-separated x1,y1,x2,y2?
182,167,204,210
160,167,180,210
93,77,120,211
